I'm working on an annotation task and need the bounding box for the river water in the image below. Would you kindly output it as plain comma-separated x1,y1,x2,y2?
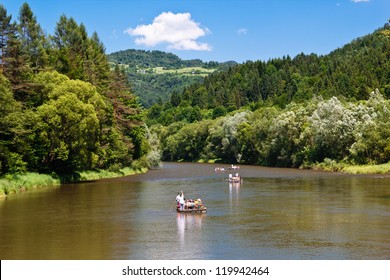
1,162,389,260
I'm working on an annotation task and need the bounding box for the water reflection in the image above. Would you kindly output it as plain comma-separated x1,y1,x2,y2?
229,182,241,209
176,213,206,258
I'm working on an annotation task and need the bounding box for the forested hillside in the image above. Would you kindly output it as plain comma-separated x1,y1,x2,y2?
172,24,390,110
0,3,156,177
108,49,237,69
148,23,390,168
108,49,237,107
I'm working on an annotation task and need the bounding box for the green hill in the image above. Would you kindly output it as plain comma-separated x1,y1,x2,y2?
107,49,237,107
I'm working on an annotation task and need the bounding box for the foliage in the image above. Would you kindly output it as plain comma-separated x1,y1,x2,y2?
107,49,237,107
126,72,204,107
107,49,235,69
153,91,390,168
146,23,390,113
0,172,60,195
146,22,390,170
0,3,151,178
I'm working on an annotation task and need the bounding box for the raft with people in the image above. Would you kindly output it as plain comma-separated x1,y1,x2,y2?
229,164,240,170
228,177,243,183
175,192,207,214
177,205,207,214
228,173,243,183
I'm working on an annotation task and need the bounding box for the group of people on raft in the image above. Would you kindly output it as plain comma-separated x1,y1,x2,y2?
175,191,203,211
215,165,240,172
229,172,242,182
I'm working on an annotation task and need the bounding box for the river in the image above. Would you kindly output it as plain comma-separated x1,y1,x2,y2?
1,162,389,259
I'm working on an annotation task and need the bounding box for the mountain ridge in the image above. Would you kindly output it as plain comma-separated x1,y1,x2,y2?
107,49,237,69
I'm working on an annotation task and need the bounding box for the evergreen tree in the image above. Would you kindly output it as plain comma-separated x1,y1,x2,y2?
84,32,110,90
52,15,86,80
18,3,49,72
3,21,32,100
0,4,12,73
106,65,147,161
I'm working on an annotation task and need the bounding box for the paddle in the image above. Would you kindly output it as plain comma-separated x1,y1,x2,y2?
170,201,177,209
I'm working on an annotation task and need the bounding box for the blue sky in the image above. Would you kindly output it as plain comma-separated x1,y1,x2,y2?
1,0,389,63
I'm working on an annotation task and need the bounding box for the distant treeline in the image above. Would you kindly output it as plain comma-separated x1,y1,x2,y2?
108,49,237,69
0,3,158,176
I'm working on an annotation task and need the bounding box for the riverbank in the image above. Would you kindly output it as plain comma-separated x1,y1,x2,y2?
199,158,390,175
341,162,390,174
0,167,148,198
310,159,390,174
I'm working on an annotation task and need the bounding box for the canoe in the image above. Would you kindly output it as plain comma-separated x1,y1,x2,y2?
176,206,207,214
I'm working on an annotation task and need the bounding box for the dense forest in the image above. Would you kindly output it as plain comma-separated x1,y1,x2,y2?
147,23,390,168
108,49,237,107
0,3,159,177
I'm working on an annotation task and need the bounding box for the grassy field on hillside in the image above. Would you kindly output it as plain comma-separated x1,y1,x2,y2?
150,67,216,77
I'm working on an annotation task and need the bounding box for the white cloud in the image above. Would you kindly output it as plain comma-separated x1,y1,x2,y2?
350,0,370,3
124,12,211,51
237,28,247,35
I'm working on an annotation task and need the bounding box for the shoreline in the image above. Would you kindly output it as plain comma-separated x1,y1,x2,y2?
310,160,390,175
0,167,148,199
199,159,390,175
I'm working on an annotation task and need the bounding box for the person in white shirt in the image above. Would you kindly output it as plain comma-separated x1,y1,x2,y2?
176,192,181,208
179,191,185,210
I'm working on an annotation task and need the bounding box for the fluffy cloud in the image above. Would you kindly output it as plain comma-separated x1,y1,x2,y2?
125,12,211,51
350,0,369,2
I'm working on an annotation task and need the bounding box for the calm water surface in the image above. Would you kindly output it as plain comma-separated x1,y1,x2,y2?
1,162,390,259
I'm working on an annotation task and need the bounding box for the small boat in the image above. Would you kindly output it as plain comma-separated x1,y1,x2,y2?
176,198,207,214
229,164,240,170
176,206,207,214
228,177,243,183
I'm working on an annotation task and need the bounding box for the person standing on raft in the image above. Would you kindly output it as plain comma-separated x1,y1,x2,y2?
179,191,185,210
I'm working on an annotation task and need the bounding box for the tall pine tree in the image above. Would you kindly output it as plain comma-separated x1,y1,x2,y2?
18,2,49,72
0,5,12,73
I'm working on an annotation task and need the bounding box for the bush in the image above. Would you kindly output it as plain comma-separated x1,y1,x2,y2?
315,158,344,172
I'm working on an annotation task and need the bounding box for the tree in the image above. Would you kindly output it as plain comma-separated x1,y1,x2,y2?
2,21,32,98
106,65,147,162
163,120,211,161
266,107,308,167
170,90,181,107
51,16,111,90
205,111,251,162
35,78,104,172
0,4,12,73
349,90,390,164
84,32,110,90
18,2,48,72
0,74,25,173
305,97,357,162
52,15,87,80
